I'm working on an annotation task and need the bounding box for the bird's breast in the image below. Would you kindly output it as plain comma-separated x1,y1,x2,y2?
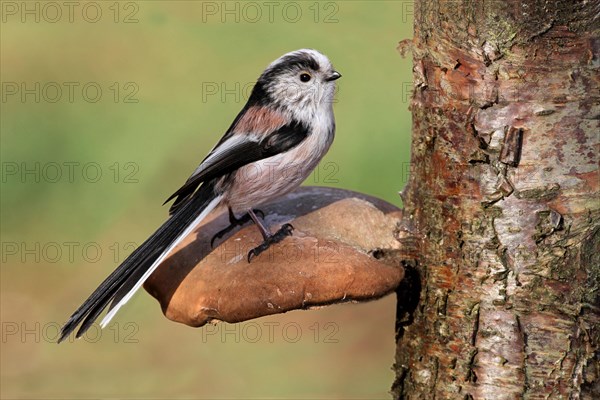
224,120,334,213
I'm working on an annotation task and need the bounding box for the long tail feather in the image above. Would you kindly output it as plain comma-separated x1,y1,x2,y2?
58,185,222,343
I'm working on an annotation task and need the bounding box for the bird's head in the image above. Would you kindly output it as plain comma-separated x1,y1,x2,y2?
255,49,341,119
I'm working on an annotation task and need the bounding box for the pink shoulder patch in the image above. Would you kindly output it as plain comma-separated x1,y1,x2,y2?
233,106,287,134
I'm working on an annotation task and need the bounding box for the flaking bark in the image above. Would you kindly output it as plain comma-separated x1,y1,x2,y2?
393,1,599,399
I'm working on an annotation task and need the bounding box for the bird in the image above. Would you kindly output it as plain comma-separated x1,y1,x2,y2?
57,49,341,343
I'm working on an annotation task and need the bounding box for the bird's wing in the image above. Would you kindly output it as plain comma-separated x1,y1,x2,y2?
165,107,309,213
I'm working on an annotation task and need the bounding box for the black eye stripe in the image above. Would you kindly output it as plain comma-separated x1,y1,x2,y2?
259,52,322,84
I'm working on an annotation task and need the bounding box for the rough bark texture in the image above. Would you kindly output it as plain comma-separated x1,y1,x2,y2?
393,1,599,399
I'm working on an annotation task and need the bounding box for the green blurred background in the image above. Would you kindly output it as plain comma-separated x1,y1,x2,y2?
1,1,413,398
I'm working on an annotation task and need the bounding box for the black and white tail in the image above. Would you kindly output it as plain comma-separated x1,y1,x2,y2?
58,184,222,343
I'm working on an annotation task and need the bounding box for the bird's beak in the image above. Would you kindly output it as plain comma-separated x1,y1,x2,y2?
325,71,342,82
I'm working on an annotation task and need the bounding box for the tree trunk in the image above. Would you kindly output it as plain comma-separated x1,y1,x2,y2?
393,1,599,399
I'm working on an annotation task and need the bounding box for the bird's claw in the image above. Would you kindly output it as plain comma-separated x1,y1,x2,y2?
247,223,294,262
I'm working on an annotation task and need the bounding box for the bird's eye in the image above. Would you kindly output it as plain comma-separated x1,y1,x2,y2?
300,73,312,82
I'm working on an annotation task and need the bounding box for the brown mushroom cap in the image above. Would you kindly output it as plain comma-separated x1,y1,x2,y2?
144,186,404,327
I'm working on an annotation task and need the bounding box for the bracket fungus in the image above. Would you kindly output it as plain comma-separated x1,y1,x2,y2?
144,186,405,327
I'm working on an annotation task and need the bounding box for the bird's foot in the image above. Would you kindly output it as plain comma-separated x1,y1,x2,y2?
211,209,264,248
247,223,294,262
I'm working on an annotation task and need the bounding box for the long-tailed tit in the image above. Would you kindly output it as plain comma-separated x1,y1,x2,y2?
58,49,341,343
